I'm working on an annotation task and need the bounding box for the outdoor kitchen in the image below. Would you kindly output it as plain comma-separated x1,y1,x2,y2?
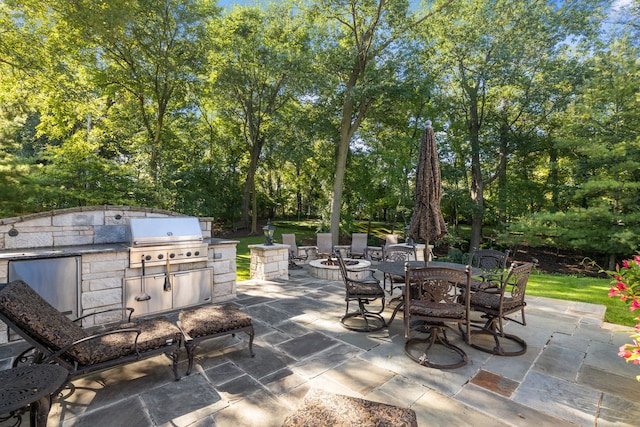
0,206,239,345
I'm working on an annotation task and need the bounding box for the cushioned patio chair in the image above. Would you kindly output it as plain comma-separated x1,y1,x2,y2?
467,260,537,356
381,244,416,293
468,247,510,290
0,280,182,380
336,252,386,332
404,265,472,369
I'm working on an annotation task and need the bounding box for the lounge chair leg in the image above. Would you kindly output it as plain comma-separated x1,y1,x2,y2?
184,342,197,376
247,327,255,357
166,347,181,380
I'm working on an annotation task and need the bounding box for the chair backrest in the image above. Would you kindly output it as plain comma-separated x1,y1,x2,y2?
384,245,416,262
404,265,472,339
335,251,349,282
281,233,298,256
316,233,333,257
405,266,471,307
502,260,537,304
350,233,368,257
469,248,510,276
0,280,87,360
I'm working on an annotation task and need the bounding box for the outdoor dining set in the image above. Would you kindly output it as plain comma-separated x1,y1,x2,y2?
284,231,538,371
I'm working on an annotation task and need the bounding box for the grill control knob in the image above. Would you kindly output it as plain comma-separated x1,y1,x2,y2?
194,251,200,256
158,254,164,259
169,253,175,259
186,251,192,257
145,255,152,261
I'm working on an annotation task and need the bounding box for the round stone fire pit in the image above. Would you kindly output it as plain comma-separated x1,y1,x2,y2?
309,258,372,281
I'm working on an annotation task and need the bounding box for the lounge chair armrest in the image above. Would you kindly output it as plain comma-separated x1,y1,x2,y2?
175,320,193,342
74,307,136,323
44,327,142,363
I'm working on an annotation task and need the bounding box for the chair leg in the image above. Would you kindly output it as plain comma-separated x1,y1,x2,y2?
164,346,181,380
341,297,386,332
184,341,197,376
246,327,256,358
468,315,527,356
405,323,467,369
386,299,404,326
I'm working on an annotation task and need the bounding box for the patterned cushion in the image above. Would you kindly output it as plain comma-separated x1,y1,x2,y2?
0,280,180,367
179,304,252,338
409,300,465,319
347,282,385,297
0,280,88,361
470,291,523,311
282,388,417,427
80,317,181,365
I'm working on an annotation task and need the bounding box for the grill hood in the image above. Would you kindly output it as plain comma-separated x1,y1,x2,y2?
128,217,203,246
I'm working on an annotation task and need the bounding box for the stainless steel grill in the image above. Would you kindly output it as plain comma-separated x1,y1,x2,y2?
128,217,208,268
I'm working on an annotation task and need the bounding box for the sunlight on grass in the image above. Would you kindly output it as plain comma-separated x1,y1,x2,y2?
528,272,633,326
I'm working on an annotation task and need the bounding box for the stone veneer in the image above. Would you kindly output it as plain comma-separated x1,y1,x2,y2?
0,206,238,344
248,244,289,281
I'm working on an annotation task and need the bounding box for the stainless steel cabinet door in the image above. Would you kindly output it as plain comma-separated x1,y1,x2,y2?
171,268,213,308
124,274,173,316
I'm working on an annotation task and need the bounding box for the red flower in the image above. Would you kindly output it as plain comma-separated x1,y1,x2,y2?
630,298,640,312
622,260,631,269
617,281,628,291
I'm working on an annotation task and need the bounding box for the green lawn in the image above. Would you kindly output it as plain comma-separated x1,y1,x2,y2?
527,272,634,326
231,220,636,328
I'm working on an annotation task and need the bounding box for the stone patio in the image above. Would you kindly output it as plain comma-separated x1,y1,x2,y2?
1,265,638,426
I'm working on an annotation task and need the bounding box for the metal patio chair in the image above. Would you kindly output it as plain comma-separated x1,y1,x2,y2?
336,252,386,332
467,260,537,356
316,233,334,258
404,265,472,369
348,233,369,259
468,247,510,290
282,233,313,268
381,245,416,294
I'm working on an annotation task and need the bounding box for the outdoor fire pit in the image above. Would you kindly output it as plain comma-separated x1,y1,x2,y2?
309,258,371,281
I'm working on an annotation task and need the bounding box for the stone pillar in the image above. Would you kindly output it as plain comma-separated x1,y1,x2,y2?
415,244,434,261
249,244,289,280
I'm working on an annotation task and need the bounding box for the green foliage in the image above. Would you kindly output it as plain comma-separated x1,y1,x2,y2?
0,0,638,268
499,208,640,256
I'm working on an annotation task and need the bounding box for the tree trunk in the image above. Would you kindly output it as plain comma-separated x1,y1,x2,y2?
468,94,484,251
330,66,360,246
242,135,264,234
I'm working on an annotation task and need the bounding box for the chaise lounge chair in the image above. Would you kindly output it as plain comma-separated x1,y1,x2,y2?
0,280,182,381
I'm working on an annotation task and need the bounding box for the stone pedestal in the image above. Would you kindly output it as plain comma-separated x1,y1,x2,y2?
415,244,434,261
249,244,289,280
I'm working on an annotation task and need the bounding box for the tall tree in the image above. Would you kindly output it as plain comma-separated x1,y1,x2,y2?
59,0,215,188
308,0,452,244
425,0,603,250
207,3,311,233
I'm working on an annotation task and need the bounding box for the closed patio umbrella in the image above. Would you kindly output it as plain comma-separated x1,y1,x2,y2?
408,120,447,260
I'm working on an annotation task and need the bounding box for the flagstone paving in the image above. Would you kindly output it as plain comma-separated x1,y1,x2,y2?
1,265,638,426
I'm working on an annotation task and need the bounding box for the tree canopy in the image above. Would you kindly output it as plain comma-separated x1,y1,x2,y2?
0,0,638,262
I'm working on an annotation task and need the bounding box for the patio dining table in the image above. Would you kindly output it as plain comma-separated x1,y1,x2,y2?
376,260,481,279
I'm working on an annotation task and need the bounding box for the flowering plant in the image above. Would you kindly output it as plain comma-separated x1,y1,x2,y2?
606,254,640,380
